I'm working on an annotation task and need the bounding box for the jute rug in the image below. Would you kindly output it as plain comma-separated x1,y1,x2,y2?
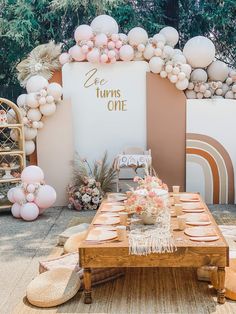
13,207,236,314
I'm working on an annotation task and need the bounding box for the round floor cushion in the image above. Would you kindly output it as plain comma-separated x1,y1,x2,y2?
26,267,81,307
64,230,88,254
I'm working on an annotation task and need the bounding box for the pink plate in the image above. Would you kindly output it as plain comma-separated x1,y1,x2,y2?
93,216,120,225
186,221,211,226
184,213,210,222
182,209,205,213
182,202,204,210
184,227,217,237
180,194,200,202
99,213,119,218
101,205,125,212
189,236,219,242
86,229,117,242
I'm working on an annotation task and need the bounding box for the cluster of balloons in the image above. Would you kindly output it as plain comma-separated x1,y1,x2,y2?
7,166,56,221
59,14,236,97
9,75,63,155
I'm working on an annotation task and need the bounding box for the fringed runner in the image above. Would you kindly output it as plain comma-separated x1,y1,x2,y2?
129,211,176,256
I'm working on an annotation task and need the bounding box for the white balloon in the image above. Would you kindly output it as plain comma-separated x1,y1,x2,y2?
215,88,223,95
181,64,192,77
47,83,62,100
119,45,134,61
160,71,168,78
185,90,196,99
190,69,208,83
196,92,204,99
7,109,17,124
119,33,128,43
172,66,180,75
128,27,148,46
178,72,186,80
74,24,93,42
207,60,229,82
24,126,37,140
39,103,56,116
157,41,165,49
188,82,194,90
225,91,234,99
174,49,182,55
152,33,166,44
149,57,164,74
169,75,178,83
199,84,207,93
25,140,35,155
26,75,49,93
143,44,155,60
32,121,39,129
154,48,162,57
27,108,42,122
163,45,175,58
10,129,19,141
183,36,215,68
160,26,179,47
204,90,212,98
176,78,189,90
46,95,54,104
221,83,229,95
226,77,233,86
172,54,186,64
17,94,27,107
165,64,173,73
26,93,39,108
91,15,118,35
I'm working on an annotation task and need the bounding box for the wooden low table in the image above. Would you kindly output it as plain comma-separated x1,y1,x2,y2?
79,194,229,304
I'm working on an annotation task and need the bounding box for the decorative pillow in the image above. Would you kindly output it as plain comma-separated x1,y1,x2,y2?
39,252,125,288
58,223,90,246
27,267,81,308
63,230,88,254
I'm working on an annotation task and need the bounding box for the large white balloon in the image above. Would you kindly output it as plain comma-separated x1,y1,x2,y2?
172,53,186,64
27,108,42,122
207,60,229,82
119,45,134,61
20,202,39,221
74,24,93,42
152,33,166,45
128,27,148,46
91,15,118,35
47,83,62,100
7,109,17,124
149,57,164,74
24,126,37,140
17,94,27,107
183,36,215,68
160,26,179,47
26,93,39,108
190,69,208,83
39,103,56,116
143,44,155,60
21,165,44,183
26,75,48,93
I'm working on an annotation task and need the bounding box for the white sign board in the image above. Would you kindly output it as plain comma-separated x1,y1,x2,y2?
62,61,149,163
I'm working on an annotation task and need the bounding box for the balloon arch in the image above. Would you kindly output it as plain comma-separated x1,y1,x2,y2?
15,14,236,156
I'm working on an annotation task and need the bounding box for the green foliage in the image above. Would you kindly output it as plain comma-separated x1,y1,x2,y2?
0,0,236,97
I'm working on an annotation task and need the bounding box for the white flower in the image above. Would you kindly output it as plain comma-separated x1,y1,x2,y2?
34,62,43,71
92,196,100,204
82,194,91,203
75,191,81,197
92,188,100,196
88,178,96,187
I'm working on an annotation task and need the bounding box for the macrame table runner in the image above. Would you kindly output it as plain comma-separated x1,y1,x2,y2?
128,212,176,256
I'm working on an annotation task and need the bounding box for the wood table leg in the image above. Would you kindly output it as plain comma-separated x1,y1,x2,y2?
217,266,226,304
84,268,92,304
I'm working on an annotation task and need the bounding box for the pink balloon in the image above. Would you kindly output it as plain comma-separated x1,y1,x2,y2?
100,54,108,63
111,34,119,42
87,40,94,48
108,41,115,50
20,202,39,221
26,184,36,193
39,207,46,215
13,188,26,204
119,45,134,61
115,40,122,49
34,185,57,209
21,166,44,184
81,45,89,53
7,188,16,203
110,57,116,64
11,203,21,218
59,52,70,65
95,33,108,47
87,48,100,63
69,45,86,61
26,193,35,202
108,50,116,59
74,25,93,42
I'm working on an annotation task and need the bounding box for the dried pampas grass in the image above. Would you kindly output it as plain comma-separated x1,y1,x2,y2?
17,41,62,86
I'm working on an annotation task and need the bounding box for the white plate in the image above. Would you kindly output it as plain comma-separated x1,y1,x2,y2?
180,194,199,202
189,236,219,242
186,221,211,226
93,216,120,225
182,202,203,210
86,230,117,242
183,209,205,213
99,213,119,218
101,205,125,212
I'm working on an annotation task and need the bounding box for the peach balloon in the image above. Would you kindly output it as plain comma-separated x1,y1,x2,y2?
13,188,26,204
59,52,70,65
20,203,39,221
26,193,35,202
87,48,100,63
7,187,16,203
69,45,86,61
119,45,134,61
34,185,57,209
74,24,93,42
95,33,108,47
21,166,44,184
11,203,21,218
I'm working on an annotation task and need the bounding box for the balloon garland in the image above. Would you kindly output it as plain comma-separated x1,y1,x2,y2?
59,15,236,98
8,166,57,221
14,15,236,156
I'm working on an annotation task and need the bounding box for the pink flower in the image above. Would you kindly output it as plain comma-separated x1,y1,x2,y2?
135,206,142,214
148,191,155,198
134,176,141,182
146,176,152,183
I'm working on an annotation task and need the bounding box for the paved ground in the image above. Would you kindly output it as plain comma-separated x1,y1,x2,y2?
0,207,90,314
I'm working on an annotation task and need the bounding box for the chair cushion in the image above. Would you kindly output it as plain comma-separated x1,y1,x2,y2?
39,252,125,288
63,230,88,254
58,223,90,246
27,267,81,308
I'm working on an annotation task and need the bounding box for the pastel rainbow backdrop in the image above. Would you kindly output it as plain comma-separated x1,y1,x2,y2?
186,133,235,204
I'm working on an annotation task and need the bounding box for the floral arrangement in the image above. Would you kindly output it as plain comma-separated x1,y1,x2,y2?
124,175,169,217
68,153,116,210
